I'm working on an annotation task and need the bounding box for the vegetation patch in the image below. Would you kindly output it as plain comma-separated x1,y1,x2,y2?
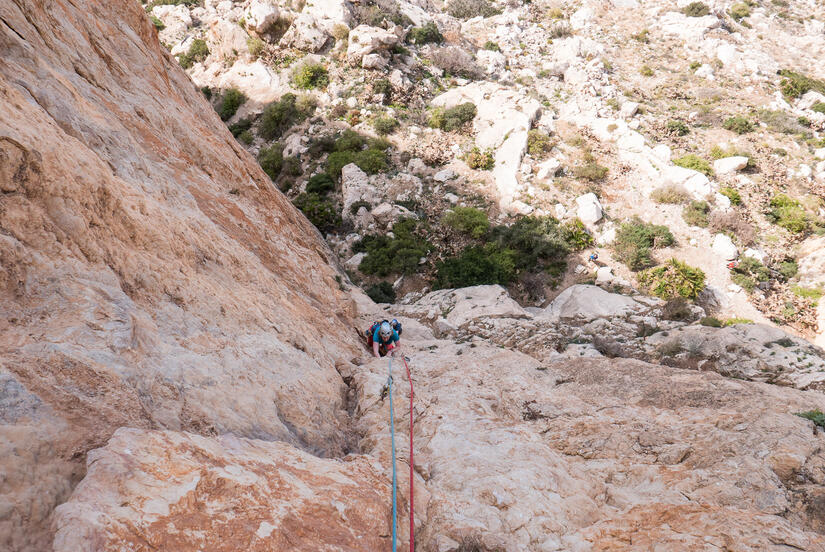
434,243,516,289
682,2,710,17
259,93,312,140
573,152,608,181
326,131,390,179
429,103,478,132
293,192,341,233
527,129,554,158
719,187,742,205
373,116,399,135
673,154,712,175
700,316,722,327
613,217,675,271
722,116,754,134
767,193,809,233
446,0,499,19
666,120,690,136
796,409,825,429
218,88,247,121
292,63,329,90
408,22,444,44
778,69,825,100
444,207,489,238
355,219,431,276
651,185,690,204
178,38,209,69
466,147,495,170
729,2,750,20
730,257,770,292
258,144,284,180
637,258,706,299
682,200,710,227
365,281,396,303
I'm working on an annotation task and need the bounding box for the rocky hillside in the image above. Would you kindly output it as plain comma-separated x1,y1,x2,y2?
151,0,825,347
4,0,825,551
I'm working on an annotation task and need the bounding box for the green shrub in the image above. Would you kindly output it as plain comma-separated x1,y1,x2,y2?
373,78,392,97
778,260,798,281
429,103,478,131
282,156,303,176
729,2,750,20
247,36,265,58
466,147,495,170
631,29,650,43
259,94,305,140
293,192,341,233
673,154,712,175
408,22,444,44
238,130,254,145
768,194,809,233
723,116,754,134
434,243,515,289
491,215,574,273
306,173,335,195
373,116,399,135
258,144,284,180
758,109,807,135
446,0,498,20
151,15,165,31
666,120,690,136
700,316,722,327
682,200,710,227
640,65,654,77
355,219,430,276
651,185,690,204
792,286,824,301
719,187,742,205
178,38,209,69
331,23,350,41
573,155,609,181
724,317,753,326
812,102,825,113
228,117,252,137
637,258,706,299
218,88,247,121
483,40,501,51
334,129,367,152
292,63,329,90
365,281,396,303
613,217,675,271
145,0,199,9
326,148,389,179
563,218,594,250
796,409,825,429
201,86,212,99
689,61,701,71
683,2,710,16
778,69,825,100
730,257,770,292
527,129,553,157
444,207,489,238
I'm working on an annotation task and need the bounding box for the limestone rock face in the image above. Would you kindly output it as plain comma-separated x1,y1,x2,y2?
0,1,358,548
346,25,399,64
52,429,390,552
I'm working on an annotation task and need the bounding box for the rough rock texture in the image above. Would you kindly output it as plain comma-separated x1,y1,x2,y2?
52,429,390,552
0,1,358,549
354,331,825,551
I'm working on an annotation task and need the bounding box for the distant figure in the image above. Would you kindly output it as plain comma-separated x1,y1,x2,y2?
589,252,599,263
727,260,739,270
366,319,403,358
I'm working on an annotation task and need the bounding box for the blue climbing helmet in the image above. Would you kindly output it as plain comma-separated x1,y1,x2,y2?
379,321,393,339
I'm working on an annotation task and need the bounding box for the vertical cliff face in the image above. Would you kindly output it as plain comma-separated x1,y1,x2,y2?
0,1,360,549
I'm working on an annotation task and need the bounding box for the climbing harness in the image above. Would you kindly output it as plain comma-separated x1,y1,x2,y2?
386,353,415,552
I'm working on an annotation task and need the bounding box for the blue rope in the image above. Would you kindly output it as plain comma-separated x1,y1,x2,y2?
387,355,397,552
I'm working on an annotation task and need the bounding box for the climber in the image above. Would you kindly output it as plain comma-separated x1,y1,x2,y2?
589,251,599,263
367,320,402,358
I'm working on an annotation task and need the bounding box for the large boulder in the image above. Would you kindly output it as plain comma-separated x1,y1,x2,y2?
341,163,373,223
542,285,649,322
713,156,749,175
206,18,250,60
575,193,603,224
279,13,330,52
712,233,738,260
244,0,280,34
346,25,399,64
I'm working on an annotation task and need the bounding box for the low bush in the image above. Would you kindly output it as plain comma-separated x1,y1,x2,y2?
640,65,654,77
812,102,825,113
258,144,284,180
429,103,478,132
729,2,750,20
282,156,303,176
631,29,650,43
372,78,392,98
178,38,209,69
430,46,481,79
758,109,807,135
446,0,498,20
613,217,675,271
682,2,710,17
434,243,516,289
723,116,754,134
651,184,690,204
491,215,583,274
796,409,825,429
151,15,165,31
673,154,712,175
719,186,742,205
724,317,753,326
293,192,341,233
292,63,329,90
527,129,553,157
408,22,443,44
306,173,335,195
700,316,722,327
708,211,756,246
778,260,798,281
792,285,824,301
218,88,247,121
228,117,252,137
483,40,501,51
334,129,367,152
326,148,389,179
238,130,254,145
247,36,265,58
666,120,690,136
767,193,809,233
730,257,770,292
373,116,399,135
331,23,350,41
548,21,572,39
778,69,825,100
682,200,710,227
355,219,430,276
466,147,495,170
637,258,707,299
365,281,396,303
259,94,308,140
573,153,608,181
443,206,489,238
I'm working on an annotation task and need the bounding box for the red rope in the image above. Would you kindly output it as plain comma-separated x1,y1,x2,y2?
401,354,414,552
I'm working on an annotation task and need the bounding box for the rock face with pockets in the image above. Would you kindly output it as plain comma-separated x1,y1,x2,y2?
0,1,360,549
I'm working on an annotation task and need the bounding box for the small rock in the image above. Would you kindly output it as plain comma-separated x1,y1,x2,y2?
743,248,766,263
619,101,639,118
815,148,825,161
596,266,614,283
712,234,738,260
444,193,459,204
361,53,387,70
713,156,749,175
433,169,456,182
574,264,588,274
